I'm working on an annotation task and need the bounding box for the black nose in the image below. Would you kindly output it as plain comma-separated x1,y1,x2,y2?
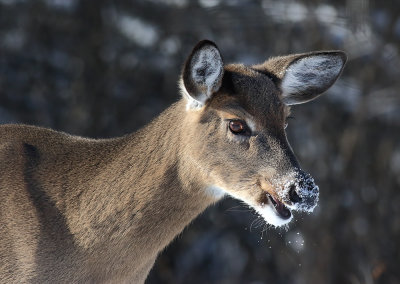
285,171,319,212
289,184,302,203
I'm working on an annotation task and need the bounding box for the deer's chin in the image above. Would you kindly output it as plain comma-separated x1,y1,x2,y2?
254,193,293,227
205,185,293,227
254,203,293,227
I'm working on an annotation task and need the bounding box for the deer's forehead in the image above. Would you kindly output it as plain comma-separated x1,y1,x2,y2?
212,66,287,124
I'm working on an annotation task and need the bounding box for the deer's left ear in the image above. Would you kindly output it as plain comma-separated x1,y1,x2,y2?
280,51,347,105
255,51,347,105
181,40,224,110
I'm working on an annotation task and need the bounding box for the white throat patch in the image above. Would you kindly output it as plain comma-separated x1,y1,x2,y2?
205,185,226,200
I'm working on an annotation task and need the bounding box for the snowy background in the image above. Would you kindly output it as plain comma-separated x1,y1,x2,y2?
1,0,400,283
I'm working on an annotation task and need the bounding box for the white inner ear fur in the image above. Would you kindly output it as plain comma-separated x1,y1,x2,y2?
191,45,223,95
281,55,343,101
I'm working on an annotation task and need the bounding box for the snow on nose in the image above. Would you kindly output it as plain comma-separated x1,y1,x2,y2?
277,171,319,212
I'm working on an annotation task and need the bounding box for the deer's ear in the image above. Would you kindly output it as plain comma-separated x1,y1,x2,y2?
256,51,347,105
279,51,347,105
181,40,224,110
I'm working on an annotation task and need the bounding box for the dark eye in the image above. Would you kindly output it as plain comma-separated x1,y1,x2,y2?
229,120,247,134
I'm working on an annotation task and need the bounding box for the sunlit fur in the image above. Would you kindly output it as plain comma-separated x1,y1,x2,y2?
0,40,345,283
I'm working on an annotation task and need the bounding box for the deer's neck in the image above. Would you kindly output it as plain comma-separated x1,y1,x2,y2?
77,100,216,272
122,100,216,239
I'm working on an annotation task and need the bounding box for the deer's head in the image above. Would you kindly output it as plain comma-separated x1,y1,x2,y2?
180,40,346,227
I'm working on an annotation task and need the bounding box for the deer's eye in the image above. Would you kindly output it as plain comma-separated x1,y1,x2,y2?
229,120,247,135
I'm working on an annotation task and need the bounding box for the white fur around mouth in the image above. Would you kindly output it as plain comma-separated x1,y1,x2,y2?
206,185,294,227
254,202,293,227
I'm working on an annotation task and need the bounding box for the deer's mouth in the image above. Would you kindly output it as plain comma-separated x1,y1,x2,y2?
255,191,293,227
266,193,292,220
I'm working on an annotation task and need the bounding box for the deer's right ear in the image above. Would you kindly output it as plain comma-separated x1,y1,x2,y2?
180,40,224,110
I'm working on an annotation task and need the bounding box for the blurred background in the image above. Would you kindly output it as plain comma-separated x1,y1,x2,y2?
1,0,400,283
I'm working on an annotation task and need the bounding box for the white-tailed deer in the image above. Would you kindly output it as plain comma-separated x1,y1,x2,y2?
0,40,346,283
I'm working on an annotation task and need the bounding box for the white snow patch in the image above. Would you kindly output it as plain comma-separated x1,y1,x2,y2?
198,0,220,8
44,0,77,10
262,1,308,23
286,2,308,22
148,0,187,7
315,4,337,24
160,37,181,55
116,15,159,47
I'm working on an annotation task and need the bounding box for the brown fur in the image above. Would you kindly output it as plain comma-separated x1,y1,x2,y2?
0,41,346,283
0,107,216,283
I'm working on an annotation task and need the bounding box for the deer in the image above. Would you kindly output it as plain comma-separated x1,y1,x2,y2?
0,40,346,283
